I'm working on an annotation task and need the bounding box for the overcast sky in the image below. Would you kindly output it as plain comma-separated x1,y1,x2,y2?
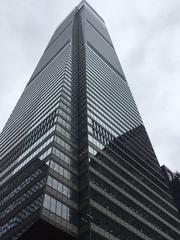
0,0,180,171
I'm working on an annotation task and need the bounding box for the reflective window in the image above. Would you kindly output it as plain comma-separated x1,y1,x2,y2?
43,194,77,225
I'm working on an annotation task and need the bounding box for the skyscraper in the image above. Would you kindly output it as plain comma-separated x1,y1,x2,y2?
0,1,180,239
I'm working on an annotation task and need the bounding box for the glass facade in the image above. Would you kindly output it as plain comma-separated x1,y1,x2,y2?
0,1,180,240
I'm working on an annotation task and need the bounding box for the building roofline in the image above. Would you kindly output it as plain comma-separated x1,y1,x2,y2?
77,0,105,23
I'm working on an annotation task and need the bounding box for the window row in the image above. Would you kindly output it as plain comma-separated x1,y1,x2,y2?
1,109,56,173
49,160,77,184
88,102,129,133
56,125,72,140
1,136,54,185
1,100,58,159
86,42,124,80
47,176,77,202
0,168,42,207
43,194,77,225
87,92,139,131
52,147,77,169
88,135,104,150
56,116,71,130
61,96,71,108
54,135,71,151
0,178,45,218
59,101,71,114
90,157,175,216
90,207,140,240
0,126,55,179
1,195,43,237
90,188,176,239
57,108,71,122
86,71,140,124
90,165,179,227
87,111,119,137
2,87,60,149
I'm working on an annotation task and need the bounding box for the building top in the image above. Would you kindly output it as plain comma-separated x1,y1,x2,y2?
77,0,105,23
55,0,104,31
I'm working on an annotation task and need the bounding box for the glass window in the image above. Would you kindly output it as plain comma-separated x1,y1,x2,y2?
43,194,50,209
58,166,64,176
56,201,62,216
62,204,68,220
54,162,59,172
58,182,63,193
50,197,56,213
52,178,58,190
64,169,70,180
50,161,55,169
63,185,68,197
47,176,52,187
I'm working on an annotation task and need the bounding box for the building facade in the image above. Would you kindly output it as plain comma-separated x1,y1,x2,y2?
1,1,180,239
161,165,180,215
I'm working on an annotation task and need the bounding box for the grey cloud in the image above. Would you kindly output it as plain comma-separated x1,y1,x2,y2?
0,0,180,172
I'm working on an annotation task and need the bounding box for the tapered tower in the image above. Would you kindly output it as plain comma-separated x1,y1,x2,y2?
1,1,180,240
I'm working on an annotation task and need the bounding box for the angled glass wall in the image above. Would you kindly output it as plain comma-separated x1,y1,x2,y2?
0,1,180,240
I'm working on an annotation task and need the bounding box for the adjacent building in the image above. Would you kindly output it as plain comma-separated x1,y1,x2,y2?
161,165,180,215
1,1,180,239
